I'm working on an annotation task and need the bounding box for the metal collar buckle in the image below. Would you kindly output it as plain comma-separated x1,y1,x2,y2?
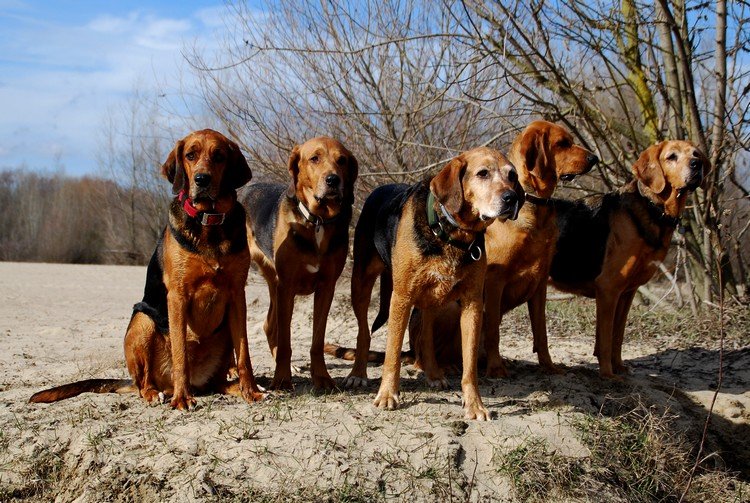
200,213,226,226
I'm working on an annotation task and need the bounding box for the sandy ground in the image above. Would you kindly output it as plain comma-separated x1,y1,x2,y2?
0,261,748,501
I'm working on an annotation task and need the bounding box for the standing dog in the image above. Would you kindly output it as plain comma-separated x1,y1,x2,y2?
339,147,523,420
408,121,598,376
239,137,358,391
548,141,707,378
30,130,264,409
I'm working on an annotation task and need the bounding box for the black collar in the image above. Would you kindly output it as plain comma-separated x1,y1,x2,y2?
525,193,553,206
426,191,484,261
636,181,681,228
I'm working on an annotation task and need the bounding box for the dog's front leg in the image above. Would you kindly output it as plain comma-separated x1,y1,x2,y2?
271,283,295,390
310,280,337,391
594,287,621,379
528,284,563,374
167,289,195,410
415,309,448,389
612,289,636,374
228,286,264,403
373,291,412,410
460,295,490,421
483,278,508,378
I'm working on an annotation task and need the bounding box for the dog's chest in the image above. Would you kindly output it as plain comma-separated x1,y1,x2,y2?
417,261,470,305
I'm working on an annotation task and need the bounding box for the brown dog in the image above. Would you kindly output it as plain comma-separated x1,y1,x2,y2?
548,140,707,378
30,130,264,409
239,137,358,390
340,147,523,420
408,121,598,376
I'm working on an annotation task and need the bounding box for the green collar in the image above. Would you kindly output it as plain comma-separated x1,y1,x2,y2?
426,191,484,261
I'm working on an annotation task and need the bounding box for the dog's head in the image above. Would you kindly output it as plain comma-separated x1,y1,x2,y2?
513,120,598,197
161,129,252,204
287,136,358,220
430,147,524,232
632,140,708,211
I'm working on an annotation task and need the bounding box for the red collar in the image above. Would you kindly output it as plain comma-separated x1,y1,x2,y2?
178,190,226,226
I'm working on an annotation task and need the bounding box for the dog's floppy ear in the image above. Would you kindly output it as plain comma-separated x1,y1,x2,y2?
345,153,359,203
225,140,252,190
430,154,467,215
286,145,301,197
696,147,711,190
161,140,186,194
520,126,548,177
633,143,666,194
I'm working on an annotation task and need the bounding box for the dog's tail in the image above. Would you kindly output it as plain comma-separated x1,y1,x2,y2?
29,379,135,404
370,272,393,334
323,344,415,365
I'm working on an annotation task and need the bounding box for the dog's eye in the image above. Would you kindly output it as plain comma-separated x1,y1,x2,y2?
476,169,489,178
337,156,347,165
557,139,571,148
186,152,197,161
213,152,225,162
310,155,319,163
667,153,678,161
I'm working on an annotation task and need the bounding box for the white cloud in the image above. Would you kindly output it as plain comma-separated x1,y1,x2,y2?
0,3,229,175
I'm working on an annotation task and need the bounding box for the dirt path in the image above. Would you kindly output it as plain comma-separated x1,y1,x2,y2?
0,262,747,501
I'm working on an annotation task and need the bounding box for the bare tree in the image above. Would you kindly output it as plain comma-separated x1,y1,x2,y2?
188,0,749,307
96,89,176,263
187,0,523,204
456,0,750,307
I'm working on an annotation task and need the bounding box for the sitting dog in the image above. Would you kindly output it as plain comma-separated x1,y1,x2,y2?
337,147,524,420
30,129,264,409
239,137,358,390
548,140,707,378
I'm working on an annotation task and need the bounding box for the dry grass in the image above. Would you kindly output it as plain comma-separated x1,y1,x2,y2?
495,399,748,503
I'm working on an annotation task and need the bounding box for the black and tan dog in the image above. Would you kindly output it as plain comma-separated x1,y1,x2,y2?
333,147,523,420
408,121,598,376
548,140,707,378
239,137,358,391
30,129,264,409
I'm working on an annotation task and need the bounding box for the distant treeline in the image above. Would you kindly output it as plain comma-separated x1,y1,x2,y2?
0,169,168,265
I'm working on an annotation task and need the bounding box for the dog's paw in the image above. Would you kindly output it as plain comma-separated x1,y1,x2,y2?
170,394,197,411
373,389,400,410
463,396,490,421
541,362,566,375
342,373,368,389
427,376,449,390
599,371,625,382
241,388,266,404
485,362,510,379
464,403,490,421
613,362,630,375
141,388,162,404
270,375,294,391
312,372,337,392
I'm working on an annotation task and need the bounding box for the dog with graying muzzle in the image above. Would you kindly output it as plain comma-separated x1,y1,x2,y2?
326,146,523,420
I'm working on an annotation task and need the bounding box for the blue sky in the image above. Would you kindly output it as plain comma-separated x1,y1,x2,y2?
0,0,241,176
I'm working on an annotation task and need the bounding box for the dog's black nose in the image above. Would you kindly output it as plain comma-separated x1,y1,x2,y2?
689,158,702,171
502,191,518,204
194,173,212,188
587,154,599,166
325,174,341,187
